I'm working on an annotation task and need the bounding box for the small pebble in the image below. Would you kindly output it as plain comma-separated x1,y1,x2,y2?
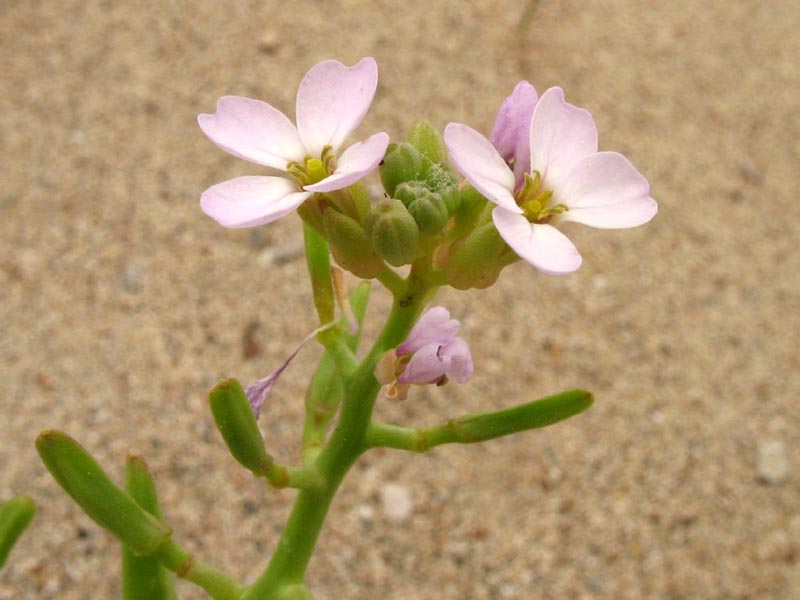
357,504,374,522
258,239,305,266
381,483,413,522
120,263,141,293
757,440,788,485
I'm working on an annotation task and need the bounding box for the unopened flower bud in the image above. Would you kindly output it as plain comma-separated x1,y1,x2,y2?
36,430,172,556
406,189,449,236
379,143,424,197
407,120,447,165
322,209,384,279
443,221,509,290
447,184,487,222
364,199,420,267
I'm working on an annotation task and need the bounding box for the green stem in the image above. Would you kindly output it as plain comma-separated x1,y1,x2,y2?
242,275,435,599
261,465,324,492
365,389,594,452
376,267,405,297
152,540,243,600
303,224,335,325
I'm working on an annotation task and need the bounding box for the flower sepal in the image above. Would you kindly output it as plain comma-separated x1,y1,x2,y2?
407,120,448,165
322,208,385,279
394,183,449,236
442,219,515,290
379,143,425,197
364,199,420,267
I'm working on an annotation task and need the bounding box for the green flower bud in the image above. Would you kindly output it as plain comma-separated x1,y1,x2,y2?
322,209,384,279
407,121,447,165
448,184,487,222
364,199,420,267
36,430,172,556
379,143,424,197
400,186,449,236
209,379,273,477
0,495,35,569
443,221,509,290
422,162,459,195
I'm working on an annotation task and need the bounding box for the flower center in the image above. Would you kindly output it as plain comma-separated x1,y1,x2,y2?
515,171,568,223
286,145,336,186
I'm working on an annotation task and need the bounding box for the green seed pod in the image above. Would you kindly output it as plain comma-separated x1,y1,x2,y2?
36,430,172,556
0,495,36,569
379,143,424,197
209,379,274,477
404,188,449,236
407,120,447,165
322,209,384,279
443,221,509,290
364,199,420,267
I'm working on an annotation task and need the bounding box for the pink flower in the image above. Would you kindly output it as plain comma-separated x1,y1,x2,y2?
199,58,389,228
375,307,473,398
489,81,538,188
444,86,657,275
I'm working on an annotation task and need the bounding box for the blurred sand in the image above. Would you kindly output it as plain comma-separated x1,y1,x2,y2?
1,1,798,598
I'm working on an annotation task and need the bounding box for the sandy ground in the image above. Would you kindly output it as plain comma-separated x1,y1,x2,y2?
1,1,798,598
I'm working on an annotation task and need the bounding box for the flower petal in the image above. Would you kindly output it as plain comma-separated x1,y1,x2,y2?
200,176,311,228
530,87,598,188
441,337,473,384
397,306,460,356
490,81,538,185
303,132,389,193
198,96,305,169
397,342,449,384
444,123,521,214
557,152,658,229
295,57,379,157
492,207,582,275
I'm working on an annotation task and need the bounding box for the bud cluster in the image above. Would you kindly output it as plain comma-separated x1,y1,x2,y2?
302,120,519,289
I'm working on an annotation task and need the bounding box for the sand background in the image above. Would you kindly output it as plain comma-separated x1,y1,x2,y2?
1,1,798,598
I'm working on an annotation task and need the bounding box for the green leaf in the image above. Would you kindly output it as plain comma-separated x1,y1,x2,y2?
122,456,178,600
36,430,171,556
209,379,273,476
0,495,36,569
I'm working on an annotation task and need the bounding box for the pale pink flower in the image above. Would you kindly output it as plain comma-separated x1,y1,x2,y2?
199,57,389,228
489,81,538,187
379,307,473,391
444,86,657,275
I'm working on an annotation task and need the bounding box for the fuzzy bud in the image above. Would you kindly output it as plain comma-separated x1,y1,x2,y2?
379,143,424,197
399,185,449,236
443,221,509,290
322,209,384,279
407,121,447,165
364,199,420,267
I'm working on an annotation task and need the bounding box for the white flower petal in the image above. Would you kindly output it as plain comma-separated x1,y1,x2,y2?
198,96,305,169
295,57,379,157
557,152,658,229
303,132,389,193
444,123,521,214
492,207,582,275
200,176,311,228
530,87,598,188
